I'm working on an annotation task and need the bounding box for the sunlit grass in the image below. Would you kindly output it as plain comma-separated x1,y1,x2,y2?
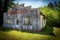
53,27,60,36
53,27,60,40
0,27,60,40
0,30,53,40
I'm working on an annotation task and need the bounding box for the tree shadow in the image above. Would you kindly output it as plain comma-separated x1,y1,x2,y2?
0,26,55,36
21,26,55,36
0,26,14,32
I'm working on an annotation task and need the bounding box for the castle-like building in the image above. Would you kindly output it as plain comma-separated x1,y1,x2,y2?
3,4,46,31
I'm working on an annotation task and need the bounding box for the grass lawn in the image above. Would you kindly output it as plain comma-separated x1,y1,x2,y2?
0,27,60,40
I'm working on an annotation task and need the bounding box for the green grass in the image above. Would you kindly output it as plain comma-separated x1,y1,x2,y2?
0,27,60,40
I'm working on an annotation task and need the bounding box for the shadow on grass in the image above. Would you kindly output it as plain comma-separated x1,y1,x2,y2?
0,26,55,36
0,26,14,32
21,26,55,36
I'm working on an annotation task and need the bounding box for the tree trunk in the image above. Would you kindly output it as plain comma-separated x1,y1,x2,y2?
0,0,14,26
0,0,3,26
0,12,3,26
0,0,8,26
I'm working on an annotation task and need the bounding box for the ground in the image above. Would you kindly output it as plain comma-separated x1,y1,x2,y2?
0,27,60,40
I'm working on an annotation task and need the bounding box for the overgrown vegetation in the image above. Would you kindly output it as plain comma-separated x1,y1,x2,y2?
40,1,60,27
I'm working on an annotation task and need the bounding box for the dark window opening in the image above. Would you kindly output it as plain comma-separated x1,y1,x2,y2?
16,20,19,25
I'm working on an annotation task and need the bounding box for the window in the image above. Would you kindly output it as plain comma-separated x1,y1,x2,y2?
24,17,32,25
28,17,32,25
16,20,19,25
6,18,13,24
24,18,28,25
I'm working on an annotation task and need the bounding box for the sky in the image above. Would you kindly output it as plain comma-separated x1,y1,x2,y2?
14,0,59,8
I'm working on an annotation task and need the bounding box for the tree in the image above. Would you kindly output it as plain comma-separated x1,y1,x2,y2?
0,0,15,26
48,3,54,8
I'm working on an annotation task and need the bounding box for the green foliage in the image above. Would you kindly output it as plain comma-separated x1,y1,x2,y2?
40,6,60,27
40,1,60,27
48,3,54,8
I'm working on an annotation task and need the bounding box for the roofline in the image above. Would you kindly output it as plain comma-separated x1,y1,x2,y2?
40,12,47,18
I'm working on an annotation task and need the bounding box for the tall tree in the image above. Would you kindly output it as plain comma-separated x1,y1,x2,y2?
0,0,15,26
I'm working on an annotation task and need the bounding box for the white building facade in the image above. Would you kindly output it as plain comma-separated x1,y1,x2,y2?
3,4,46,31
